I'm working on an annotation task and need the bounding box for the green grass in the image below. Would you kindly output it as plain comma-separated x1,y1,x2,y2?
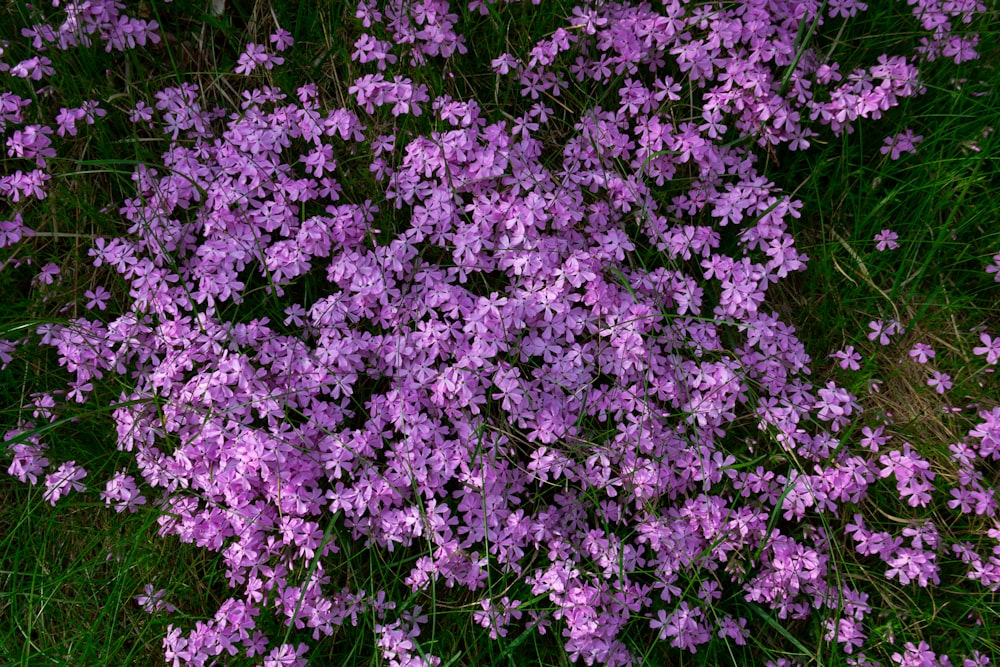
2,1,1000,666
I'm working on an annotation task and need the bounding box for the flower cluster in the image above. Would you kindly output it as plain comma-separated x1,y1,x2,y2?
0,1,995,665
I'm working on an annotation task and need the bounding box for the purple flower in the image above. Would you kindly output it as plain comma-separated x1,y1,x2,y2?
814,382,860,431
885,548,940,586
874,229,900,251
880,130,923,160
824,617,867,653
6,435,49,484
235,43,284,75
831,345,862,370
651,602,711,653
908,343,935,364
35,262,61,286
136,584,177,614
55,106,86,137
973,332,1000,365
491,53,520,75
867,319,903,346
262,642,308,667
828,0,868,19
102,470,147,513
43,460,87,505
270,28,294,51
891,640,940,667
879,443,936,507
986,253,1000,281
84,285,111,311
927,371,953,394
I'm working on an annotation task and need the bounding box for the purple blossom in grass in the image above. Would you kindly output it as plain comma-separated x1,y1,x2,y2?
0,93,30,131
969,407,1000,460
30,394,57,423
6,434,49,485
235,43,284,75
879,443,936,507
10,56,55,80
986,253,1000,281
262,642,309,667
1,169,51,201
828,0,868,19
868,319,903,346
880,130,923,160
163,625,189,666
886,547,940,586
831,345,862,370
650,602,711,653
908,343,935,364
824,617,867,654
270,28,294,51
129,101,154,127
973,333,1000,365
874,229,900,251
353,34,398,71
7,124,56,167
0,339,16,369
0,213,34,248
842,587,872,621
102,470,146,513
858,425,887,454
8,2,993,663
84,285,111,310
491,53,519,75
942,34,980,64
55,107,86,137
891,641,942,667
902,521,940,550
104,16,161,51
43,460,86,505
814,382,860,431
473,597,523,639
963,651,991,667
927,371,953,394
136,584,177,614
34,263,60,286
57,101,106,136
715,615,748,645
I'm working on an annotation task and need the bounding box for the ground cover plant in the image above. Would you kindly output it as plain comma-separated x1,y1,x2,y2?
1,0,999,665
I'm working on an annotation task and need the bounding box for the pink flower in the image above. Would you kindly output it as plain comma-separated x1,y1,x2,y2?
102,470,146,513
235,43,283,75
84,285,111,310
831,345,862,370
868,319,902,346
43,460,87,505
908,343,935,364
874,229,900,251
824,617,867,654
986,253,1000,281
270,28,294,51
6,438,49,484
973,332,1000,365
129,101,154,126
927,371,953,394
860,425,890,452
35,262,61,286
491,53,519,75
891,640,940,666
135,584,177,614
880,129,923,160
